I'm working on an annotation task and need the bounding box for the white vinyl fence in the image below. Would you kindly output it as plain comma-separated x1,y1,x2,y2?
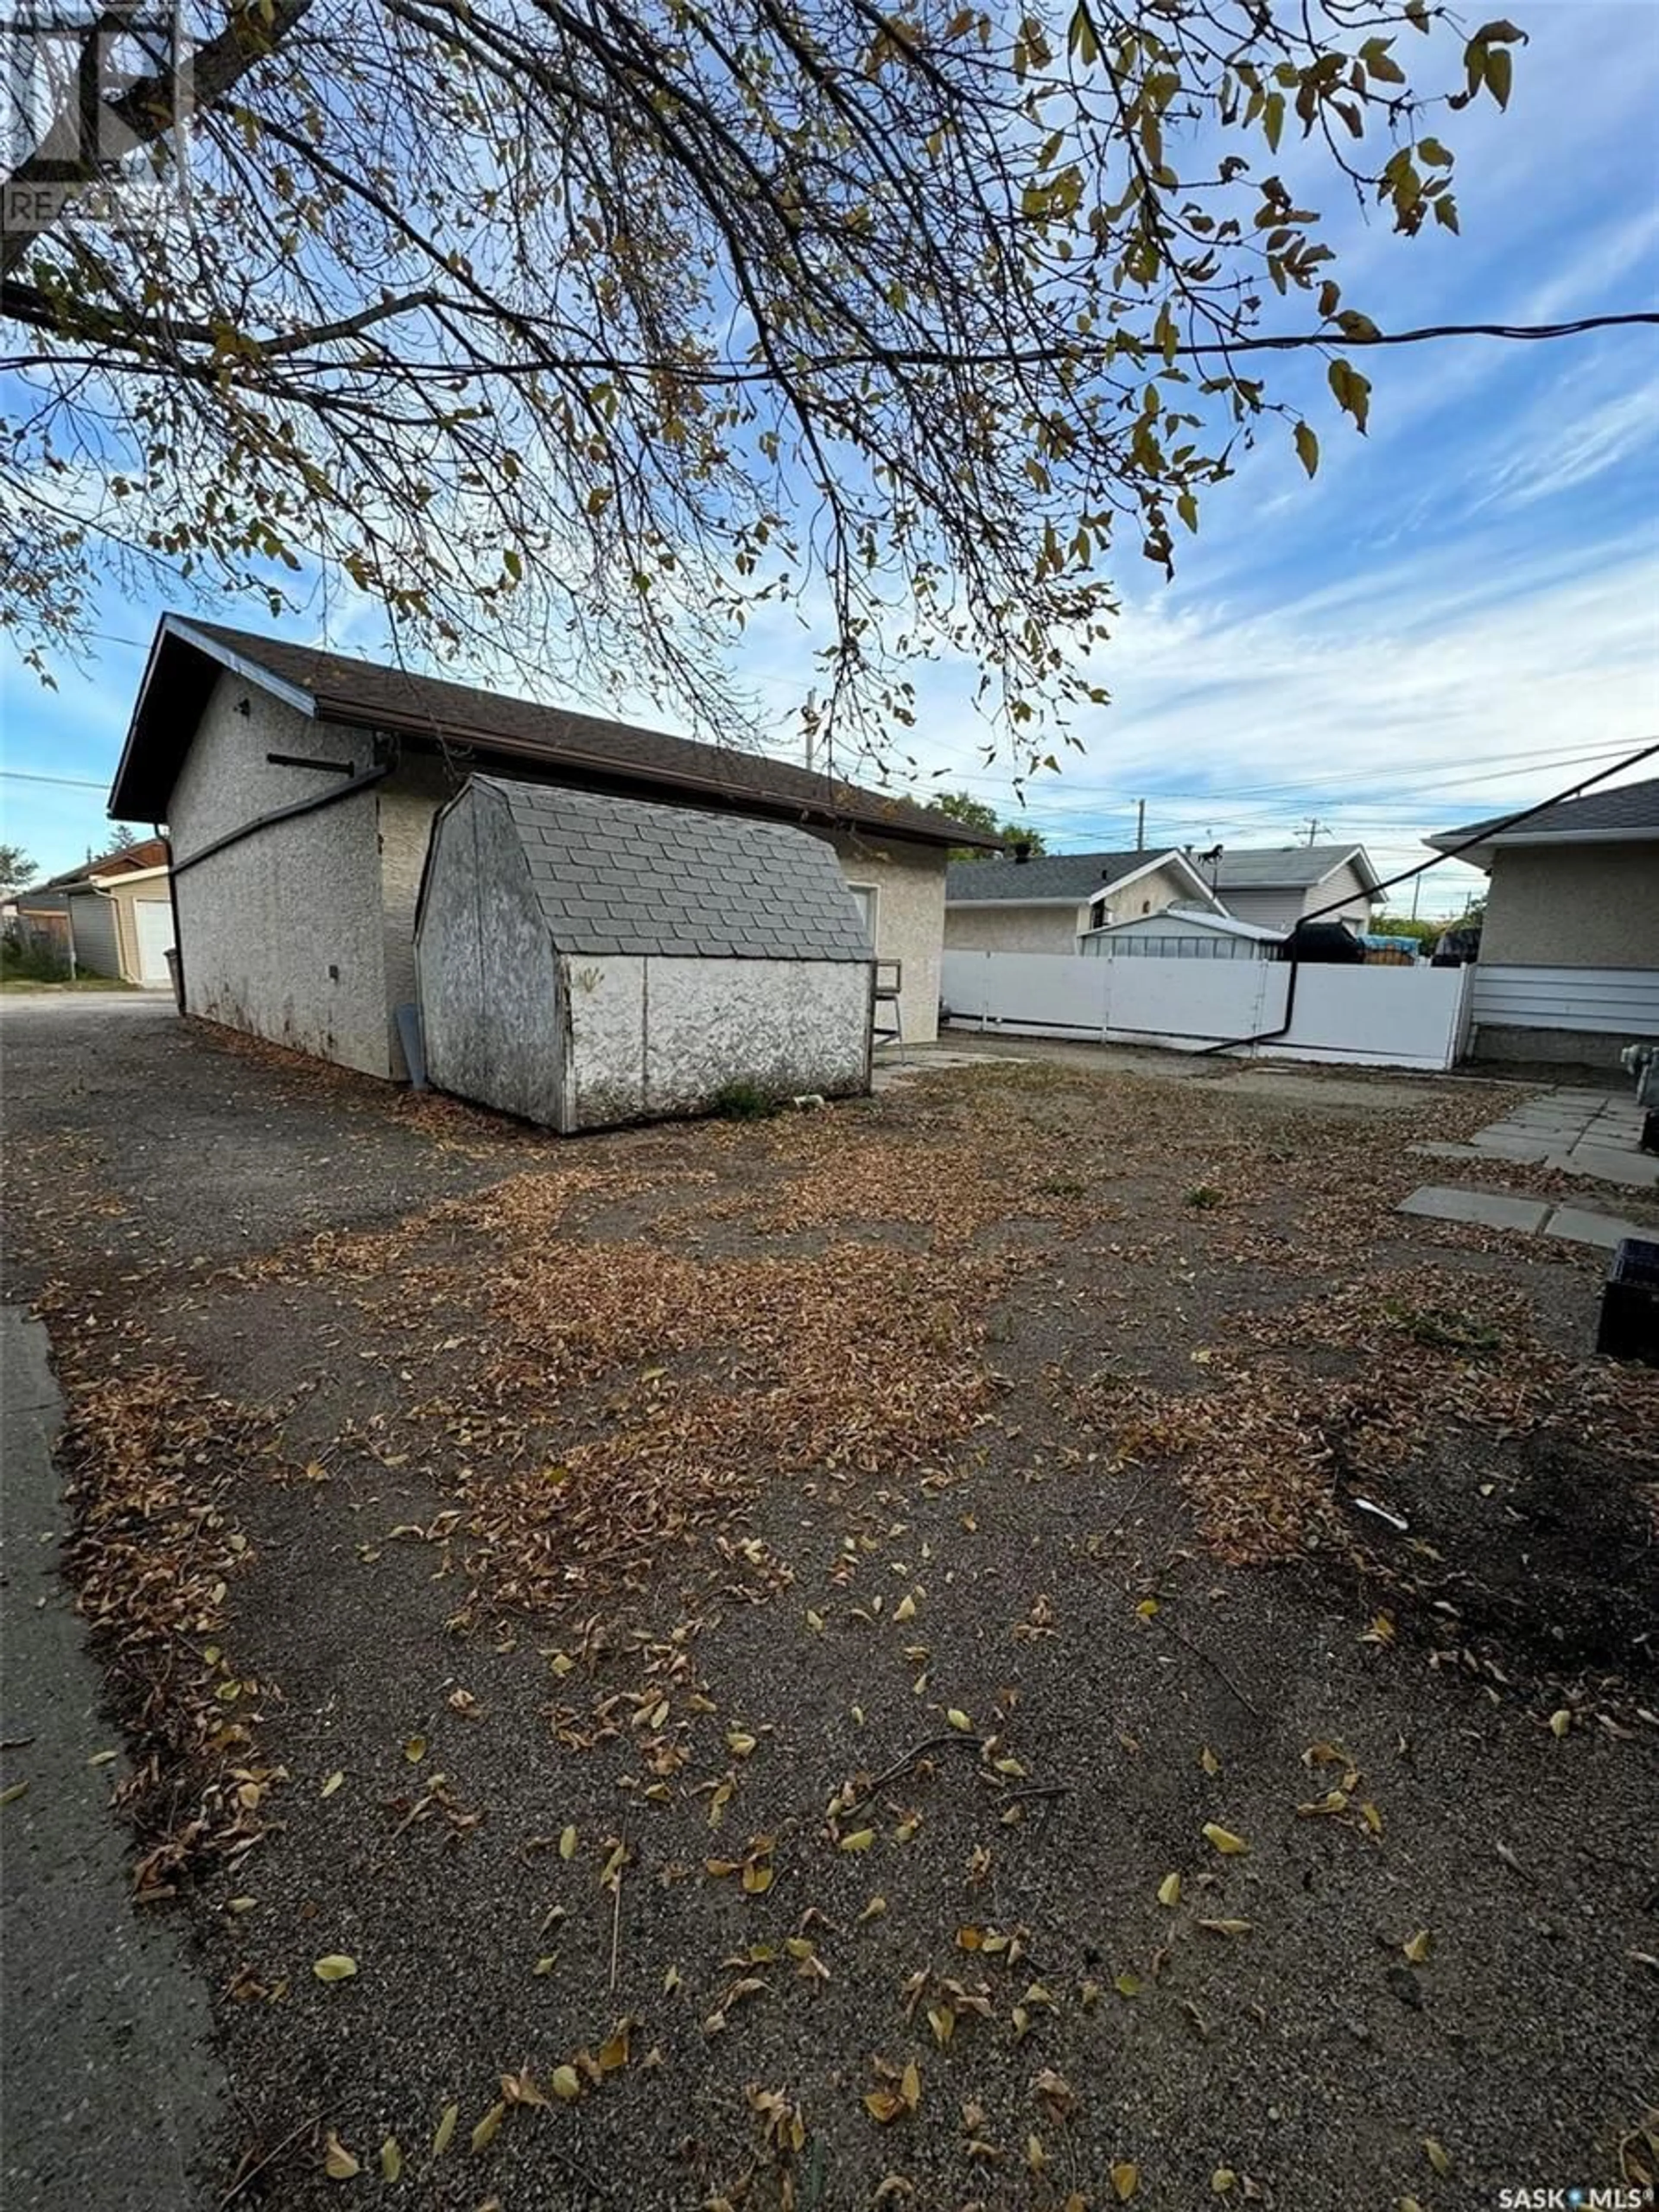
941,951,1475,1071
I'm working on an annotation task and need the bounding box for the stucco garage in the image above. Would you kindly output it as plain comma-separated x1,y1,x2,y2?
417,778,874,1130
107,618,991,1079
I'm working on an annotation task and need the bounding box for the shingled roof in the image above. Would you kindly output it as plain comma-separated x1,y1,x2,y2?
467,778,873,961
1428,774,1659,858
108,616,997,850
1212,844,1381,893
945,849,1198,903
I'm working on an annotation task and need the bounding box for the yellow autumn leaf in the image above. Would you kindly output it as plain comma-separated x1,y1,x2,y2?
1027,2132,1047,2173
320,1770,344,1797
839,1827,876,1852
946,1709,973,1732
1211,2168,1236,2193
741,1862,774,1894
1424,2139,1452,2176
598,2025,630,2072
471,2101,506,2153
312,1953,358,1983
727,1730,757,1756
403,1736,426,1763
559,1823,578,1860
664,1963,683,1992
1111,2160,1140,2200
1403,1929,1431,1964
805,1609,825,1631
1549,1709,1571,1738
432,2103,458,2155
864,2088,906,2123
900,2060,921,2110
1114,1970,1141,1998
894,1593,917,1622
1202,1823,1248,1855
323,2131,359,2180
928,2003,955,2046
1200,1745,1220,1776
1157,1872,1182,1908
551,2065,582,2102
858,1896,887,1923
379,2137,403,2181
1197,1918,1252,1937
600,1843,626,1885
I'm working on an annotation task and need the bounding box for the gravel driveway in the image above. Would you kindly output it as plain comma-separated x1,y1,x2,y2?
3,1000,1654,2212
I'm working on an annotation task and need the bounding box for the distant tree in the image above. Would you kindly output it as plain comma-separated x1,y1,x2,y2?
1001,821,1049,855
0,844,37,899
107,824,139,851
936,791,1001,839
1371,913,1439,946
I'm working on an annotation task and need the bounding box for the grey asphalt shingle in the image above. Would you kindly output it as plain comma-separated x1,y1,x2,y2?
477,777,873,962
1430,774,1659,848
944,849,1180,903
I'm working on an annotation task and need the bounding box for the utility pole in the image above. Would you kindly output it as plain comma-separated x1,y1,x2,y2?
1135,798,1146,849
1301,816,1330,847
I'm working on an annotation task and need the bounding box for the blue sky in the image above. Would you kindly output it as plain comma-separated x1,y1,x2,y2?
3,1,1657,916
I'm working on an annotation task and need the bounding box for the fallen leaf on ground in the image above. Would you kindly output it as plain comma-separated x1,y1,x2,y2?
1403,1930,1431,1964
1202,1824,1248,1855
1111,2162,1140,2201
320,1770,343,1797
1157,1873,1182,1907
379,2137,402,2181
322,2132,359,2180
839,1828,875,1852
432,2103,458,2155
312,1954,358,1983
471,2101,506,2153
559,1823,578,1860
550,2066,582,2102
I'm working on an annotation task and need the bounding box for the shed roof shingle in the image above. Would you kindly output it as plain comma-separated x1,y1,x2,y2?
479,777,874,962
110,616,997,850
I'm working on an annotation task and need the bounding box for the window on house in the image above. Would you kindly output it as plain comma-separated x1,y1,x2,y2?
846,884,877,944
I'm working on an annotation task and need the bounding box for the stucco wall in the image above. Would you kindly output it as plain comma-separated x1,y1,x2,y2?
823,831,946,1042
1480,843,1659,968
168,674,391,1074
1095,859,1192,926
416,783,564,1122
944,903,1084,956
562,953,870,1131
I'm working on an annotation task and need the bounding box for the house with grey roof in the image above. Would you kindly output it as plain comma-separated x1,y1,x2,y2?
416,779,874,1128
1427,775,1659,1065
944,848,1224,956
1206,844,1382,933
108,615,992,1077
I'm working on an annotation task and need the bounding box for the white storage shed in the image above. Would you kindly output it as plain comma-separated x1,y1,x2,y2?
1081,906,1285,960
415,777,876,1131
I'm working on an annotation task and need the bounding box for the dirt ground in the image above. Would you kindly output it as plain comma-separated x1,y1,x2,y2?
3,1001,1656,2212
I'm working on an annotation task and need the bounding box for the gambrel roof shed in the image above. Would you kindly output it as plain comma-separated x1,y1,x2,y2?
415,778,875,1131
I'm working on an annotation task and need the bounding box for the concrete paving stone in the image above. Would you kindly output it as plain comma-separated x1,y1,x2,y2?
1408,1141,1485,1160
1541,1206,1645,1251
1562,1144,1659,1189
1469,1133,1554,1163
1397,1185,1550,1233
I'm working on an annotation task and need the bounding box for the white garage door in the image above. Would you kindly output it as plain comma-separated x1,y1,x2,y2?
133,899,175,987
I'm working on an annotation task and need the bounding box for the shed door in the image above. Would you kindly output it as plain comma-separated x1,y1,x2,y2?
133,899,174,986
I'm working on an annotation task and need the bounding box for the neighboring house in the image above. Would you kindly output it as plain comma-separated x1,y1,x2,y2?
1080,906,1284,960
417,779,873,1128
944,848,1224,955
106,617,993,1077
16,836,175,985
1427,776,1659,1065
1204,844,1382,933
